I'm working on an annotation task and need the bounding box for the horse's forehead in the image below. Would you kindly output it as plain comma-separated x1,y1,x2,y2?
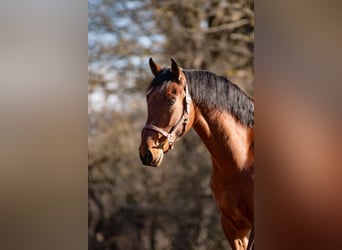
147,80,174,96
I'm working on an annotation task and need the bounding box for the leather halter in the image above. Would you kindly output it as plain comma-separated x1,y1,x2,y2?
142,83,191,151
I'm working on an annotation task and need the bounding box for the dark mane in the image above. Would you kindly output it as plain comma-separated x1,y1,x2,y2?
184,70,254,127
147,68,254,128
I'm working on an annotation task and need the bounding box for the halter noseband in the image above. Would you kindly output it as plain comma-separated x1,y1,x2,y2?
142,84,191,151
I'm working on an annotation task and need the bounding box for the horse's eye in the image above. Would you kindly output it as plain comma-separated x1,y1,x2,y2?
167,98,176,106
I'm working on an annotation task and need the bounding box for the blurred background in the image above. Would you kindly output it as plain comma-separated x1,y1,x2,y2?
88,0,254,249
1,0,341,249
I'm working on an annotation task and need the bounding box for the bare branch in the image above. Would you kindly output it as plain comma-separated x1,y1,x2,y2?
199,19,250,34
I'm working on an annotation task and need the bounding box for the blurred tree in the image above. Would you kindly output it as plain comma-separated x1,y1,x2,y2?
150,0,254,93
89,0,254,95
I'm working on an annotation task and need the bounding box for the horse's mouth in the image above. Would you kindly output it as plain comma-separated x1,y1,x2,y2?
152,151,163,167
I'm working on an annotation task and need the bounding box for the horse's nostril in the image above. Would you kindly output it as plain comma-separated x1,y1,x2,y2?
140,150,153,165
146,150,153,162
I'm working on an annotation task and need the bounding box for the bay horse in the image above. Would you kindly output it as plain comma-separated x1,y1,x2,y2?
139,58,254,250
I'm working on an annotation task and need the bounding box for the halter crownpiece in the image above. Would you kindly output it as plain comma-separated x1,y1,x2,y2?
142,83,191,151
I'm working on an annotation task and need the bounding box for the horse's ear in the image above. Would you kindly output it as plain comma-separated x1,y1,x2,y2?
170,58,181,81
149,58,162,76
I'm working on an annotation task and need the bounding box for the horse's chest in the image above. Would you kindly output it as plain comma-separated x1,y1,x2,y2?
209,170,253,225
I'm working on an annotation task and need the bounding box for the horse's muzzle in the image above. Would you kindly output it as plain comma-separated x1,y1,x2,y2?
139,149,163,167
140,150,153,166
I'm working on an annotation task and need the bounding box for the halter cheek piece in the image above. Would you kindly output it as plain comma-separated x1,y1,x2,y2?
142,84,191,151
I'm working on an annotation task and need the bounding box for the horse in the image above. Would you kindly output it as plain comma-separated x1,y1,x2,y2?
139,58,254,250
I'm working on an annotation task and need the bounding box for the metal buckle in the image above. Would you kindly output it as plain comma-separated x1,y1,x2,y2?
168,133,174,144
185,95,191,104
168,133,175,150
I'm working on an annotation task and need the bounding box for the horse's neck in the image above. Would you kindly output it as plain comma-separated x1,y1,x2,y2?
192,107,254,174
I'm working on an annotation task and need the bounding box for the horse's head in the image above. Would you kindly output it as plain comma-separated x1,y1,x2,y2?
139,58,194,167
